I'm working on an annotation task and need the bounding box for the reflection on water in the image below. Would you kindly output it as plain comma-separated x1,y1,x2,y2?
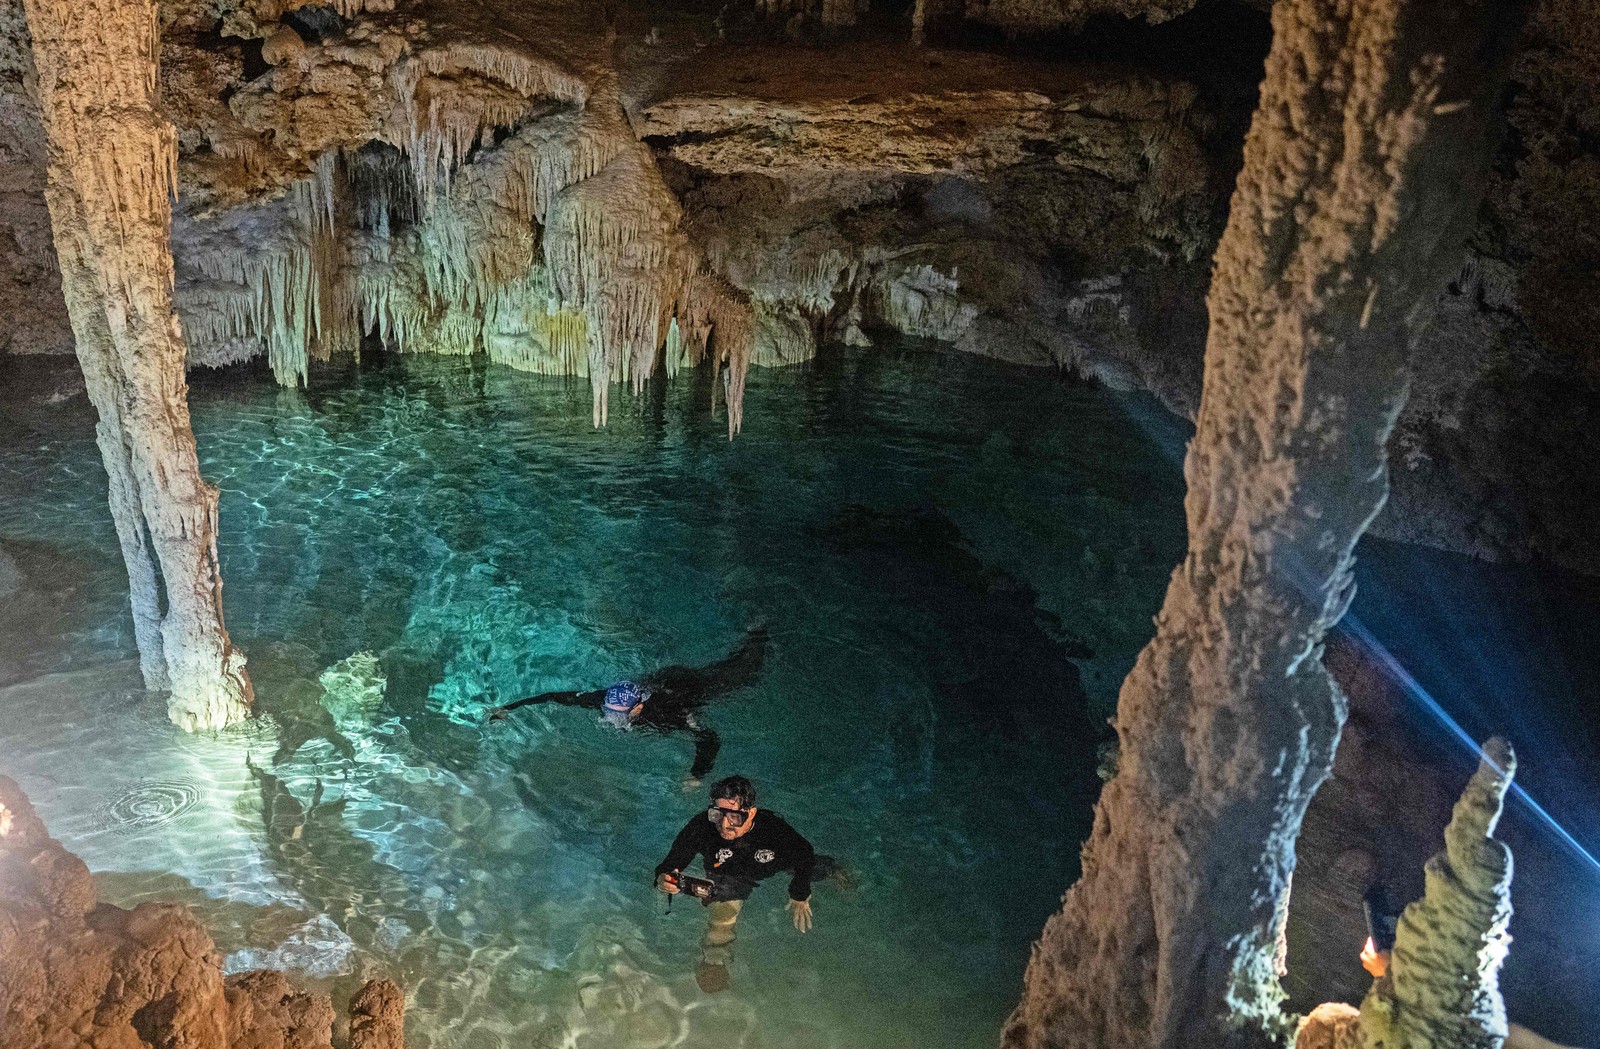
0,349,1186,1048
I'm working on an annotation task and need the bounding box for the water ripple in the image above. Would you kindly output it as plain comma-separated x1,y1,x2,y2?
102,781,199,830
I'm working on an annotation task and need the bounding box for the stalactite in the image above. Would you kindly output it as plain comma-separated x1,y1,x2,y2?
877,264,978,342
1001,0,1527,1043
544,138,686,425
23,0,254,728
172,40,758,429
749,299,817,367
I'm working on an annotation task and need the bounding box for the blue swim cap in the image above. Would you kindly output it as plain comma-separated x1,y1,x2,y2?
603,681,647,712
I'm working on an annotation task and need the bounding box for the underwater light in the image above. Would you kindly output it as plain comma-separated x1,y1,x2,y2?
1339,613,1600,879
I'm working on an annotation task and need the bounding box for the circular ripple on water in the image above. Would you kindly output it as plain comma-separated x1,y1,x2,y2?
102,782,199,830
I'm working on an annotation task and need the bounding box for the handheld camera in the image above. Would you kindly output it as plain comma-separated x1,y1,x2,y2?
664,871,715,900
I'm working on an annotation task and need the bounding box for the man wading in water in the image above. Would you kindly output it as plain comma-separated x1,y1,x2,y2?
655,775,834,993
486,627,767,783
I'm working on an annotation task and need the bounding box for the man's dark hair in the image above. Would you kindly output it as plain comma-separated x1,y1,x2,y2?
709,775,756,809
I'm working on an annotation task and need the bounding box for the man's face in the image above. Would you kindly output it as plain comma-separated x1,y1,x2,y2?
708,797,756,841
601,701,644,730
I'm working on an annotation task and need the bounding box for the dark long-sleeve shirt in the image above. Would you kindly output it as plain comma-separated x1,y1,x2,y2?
654,809,816,902
493,687,722,778
491,629,766,780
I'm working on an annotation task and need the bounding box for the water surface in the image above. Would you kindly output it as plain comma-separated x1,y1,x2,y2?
0,348,1186,1049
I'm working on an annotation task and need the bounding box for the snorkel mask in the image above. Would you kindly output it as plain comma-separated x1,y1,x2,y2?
601,681,647,730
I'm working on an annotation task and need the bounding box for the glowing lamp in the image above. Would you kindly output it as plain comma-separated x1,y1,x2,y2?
1360,936,1389,978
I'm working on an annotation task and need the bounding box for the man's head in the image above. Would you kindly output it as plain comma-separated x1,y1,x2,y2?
601,681,647,729
706,775,757,841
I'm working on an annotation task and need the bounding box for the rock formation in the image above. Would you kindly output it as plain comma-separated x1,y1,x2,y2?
1293,739,1517,1049
0,774,405,1049
1356,738,1515,1048
1001,0,1526,1044
18,0,252,728
348,978,406,1049
0,0,1588,574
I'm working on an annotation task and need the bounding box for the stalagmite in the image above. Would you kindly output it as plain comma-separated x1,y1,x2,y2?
21,0,253,728
1358,739,1515,1049
1294,740,1517,1049
1001,0,1526,1044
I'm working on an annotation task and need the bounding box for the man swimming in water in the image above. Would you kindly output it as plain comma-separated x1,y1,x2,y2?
485,626,767,782
654,775,824,993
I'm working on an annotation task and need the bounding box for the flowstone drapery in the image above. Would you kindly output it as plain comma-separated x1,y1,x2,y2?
20,0,252,728
1001,0,1525,1044
177,42,760,435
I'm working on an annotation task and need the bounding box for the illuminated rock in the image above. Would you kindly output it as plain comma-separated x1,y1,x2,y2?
19,0,253,728
0,775,407,1049
1295,740,1522,1049
1297,1003,1363,1049
349,978,406,1049
1000,0,1525,1042
1357,739,1516,1049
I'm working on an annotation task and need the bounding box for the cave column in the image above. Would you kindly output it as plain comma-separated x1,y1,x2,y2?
1001,0,1523,1045
20,0,253,729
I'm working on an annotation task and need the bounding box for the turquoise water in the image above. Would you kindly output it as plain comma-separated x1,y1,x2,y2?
0,349,1186,1048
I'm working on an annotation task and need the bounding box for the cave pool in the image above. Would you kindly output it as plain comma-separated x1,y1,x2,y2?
0,347,1189,1049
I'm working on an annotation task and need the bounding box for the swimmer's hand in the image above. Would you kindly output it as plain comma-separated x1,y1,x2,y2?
657,872,682,895
786,897,813,933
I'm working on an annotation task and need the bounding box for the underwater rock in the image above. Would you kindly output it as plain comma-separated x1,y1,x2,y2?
348,977,406,1049
319,650,388,724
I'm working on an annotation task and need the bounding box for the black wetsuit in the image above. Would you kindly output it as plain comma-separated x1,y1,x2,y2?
654,809,817,902
490,628,767,779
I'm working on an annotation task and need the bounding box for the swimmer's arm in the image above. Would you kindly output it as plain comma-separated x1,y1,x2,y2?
654,816,704,887
488,689,606,719
780,821,817,902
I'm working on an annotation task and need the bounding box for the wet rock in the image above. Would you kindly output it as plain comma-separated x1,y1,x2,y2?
348,977,406,1049
226,970,337,1049
0,775,404,1049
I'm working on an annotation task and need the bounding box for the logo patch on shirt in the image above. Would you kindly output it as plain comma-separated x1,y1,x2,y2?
755,849,776,863
715,848,734,866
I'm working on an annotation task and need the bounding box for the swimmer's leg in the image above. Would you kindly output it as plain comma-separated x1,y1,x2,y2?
697,899,742,992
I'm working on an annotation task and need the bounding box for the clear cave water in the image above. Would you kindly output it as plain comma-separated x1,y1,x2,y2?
4,347,1600,1047
0,347,1190,1049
